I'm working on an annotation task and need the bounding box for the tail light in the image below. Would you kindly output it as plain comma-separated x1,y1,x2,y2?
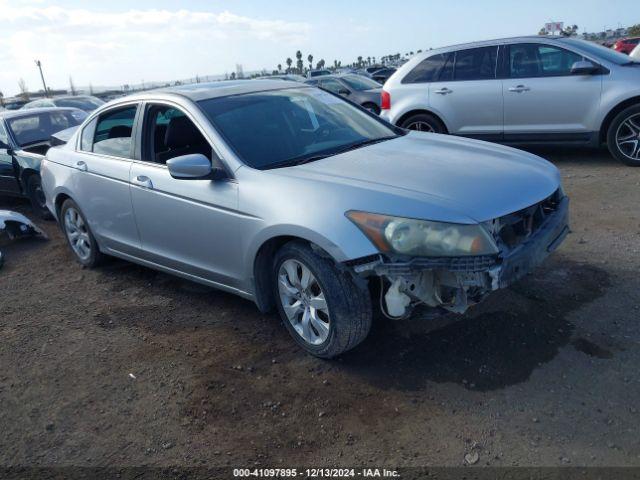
381,90,391,110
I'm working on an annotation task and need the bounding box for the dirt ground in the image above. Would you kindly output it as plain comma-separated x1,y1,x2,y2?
1,147,639,470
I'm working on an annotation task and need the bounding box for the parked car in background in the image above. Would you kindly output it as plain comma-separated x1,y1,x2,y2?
257,74,306,82
307,69,332,78
22,95,105,113
370,67,397,84
613,37,640,55
3,100,27,110
381,36,640,166
630,44,640,61
0,108,86,217
42,80,567,358
305,74,382,113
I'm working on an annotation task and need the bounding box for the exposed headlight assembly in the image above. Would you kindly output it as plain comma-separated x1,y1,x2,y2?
346,211,498,257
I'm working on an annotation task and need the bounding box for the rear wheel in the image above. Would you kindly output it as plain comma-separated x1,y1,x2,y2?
399,112,445,133
273,242,372,358
607,104,640,166
60,199,105,268
26,175,53,220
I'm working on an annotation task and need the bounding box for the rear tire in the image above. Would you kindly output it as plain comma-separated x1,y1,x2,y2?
26,175,53,220
272,242,372,358
606,104,640,166
60,198,105,268
399,112,446,133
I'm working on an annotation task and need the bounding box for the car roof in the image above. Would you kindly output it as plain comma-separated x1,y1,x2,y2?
424,35,580,52
129,80,310,102
0,107,81,119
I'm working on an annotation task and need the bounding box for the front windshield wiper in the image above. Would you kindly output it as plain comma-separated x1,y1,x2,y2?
263,135,399,170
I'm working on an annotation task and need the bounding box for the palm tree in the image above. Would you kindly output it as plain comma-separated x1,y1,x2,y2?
0,90,4,107
286,57,293,73
357,56,363,67
277,63,282,73
296,50,303,74
333,59,338,70
307,54,314,71
367,56,371,66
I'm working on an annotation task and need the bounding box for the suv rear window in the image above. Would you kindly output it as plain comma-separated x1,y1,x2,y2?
402,54,448,83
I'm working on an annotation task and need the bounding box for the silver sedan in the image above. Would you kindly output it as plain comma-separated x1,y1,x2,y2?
41,80,568,358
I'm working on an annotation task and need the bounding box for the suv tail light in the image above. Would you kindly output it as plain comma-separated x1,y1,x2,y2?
381,90,391,110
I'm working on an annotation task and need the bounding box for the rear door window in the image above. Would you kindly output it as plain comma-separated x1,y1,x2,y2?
453,46,498,81
91,105,138,158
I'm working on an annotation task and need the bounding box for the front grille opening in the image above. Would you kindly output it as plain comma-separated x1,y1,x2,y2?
497,189,561,249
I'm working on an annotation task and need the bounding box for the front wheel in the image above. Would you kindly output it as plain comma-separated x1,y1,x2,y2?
607,104,640,166
26,175,53,220
273,242,372,358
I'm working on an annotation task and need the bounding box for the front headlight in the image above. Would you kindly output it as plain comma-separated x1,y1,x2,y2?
346,211,499,257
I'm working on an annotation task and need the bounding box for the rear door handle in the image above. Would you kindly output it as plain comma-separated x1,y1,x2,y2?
74,160,87,172
508,85,530,93
434,87,453,95
131,175,153,189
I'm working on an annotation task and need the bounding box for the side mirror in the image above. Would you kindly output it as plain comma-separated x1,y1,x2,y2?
571,60,599,75
0,140,12,153
167,154,215,180
338,89,350,96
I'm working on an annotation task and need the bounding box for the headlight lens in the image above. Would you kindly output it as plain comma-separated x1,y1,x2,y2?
346,211,498,257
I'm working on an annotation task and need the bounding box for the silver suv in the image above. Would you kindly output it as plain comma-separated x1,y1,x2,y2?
41,81,567,358
380,37,640,166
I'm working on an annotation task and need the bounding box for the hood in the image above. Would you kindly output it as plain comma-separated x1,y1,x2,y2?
50,125,79,146
280,132,561,223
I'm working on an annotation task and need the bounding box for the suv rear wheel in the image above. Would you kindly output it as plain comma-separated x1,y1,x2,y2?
607,104,640,166
399,112,445,133
272,242,372,358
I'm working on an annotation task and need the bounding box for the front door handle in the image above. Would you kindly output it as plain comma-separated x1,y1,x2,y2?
74,160,87,172
132,175,153,189
508,85,530,93
434,87,453,95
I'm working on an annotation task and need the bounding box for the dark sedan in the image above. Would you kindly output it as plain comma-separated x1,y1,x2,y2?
305,74,383,114
0,108,87,217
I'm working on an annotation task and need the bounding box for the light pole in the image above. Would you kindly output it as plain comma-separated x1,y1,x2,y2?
35,60,49,97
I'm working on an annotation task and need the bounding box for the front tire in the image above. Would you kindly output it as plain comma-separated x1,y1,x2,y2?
26,175,53,220
60,199,105,268
399,112,445,133
607,104,640,166
273,242,372,358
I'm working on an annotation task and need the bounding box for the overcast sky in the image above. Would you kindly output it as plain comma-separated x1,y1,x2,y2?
0,0,635,96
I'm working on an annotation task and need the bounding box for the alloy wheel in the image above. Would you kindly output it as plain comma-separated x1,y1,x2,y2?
405,121,435,132
616,113,640,161
64,207,92,261
277,259,331,346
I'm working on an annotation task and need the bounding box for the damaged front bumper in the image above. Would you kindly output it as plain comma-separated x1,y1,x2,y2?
350,196,569,316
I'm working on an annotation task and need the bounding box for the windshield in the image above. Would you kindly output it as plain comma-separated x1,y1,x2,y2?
6,110,84,147
199,87,399,169
341,75,381,91
562,39,637,64
55,96,105,111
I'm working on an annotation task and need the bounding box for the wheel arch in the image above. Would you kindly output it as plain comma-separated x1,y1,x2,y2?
251,234,347,314
600,95,640,144
395,108,449,133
